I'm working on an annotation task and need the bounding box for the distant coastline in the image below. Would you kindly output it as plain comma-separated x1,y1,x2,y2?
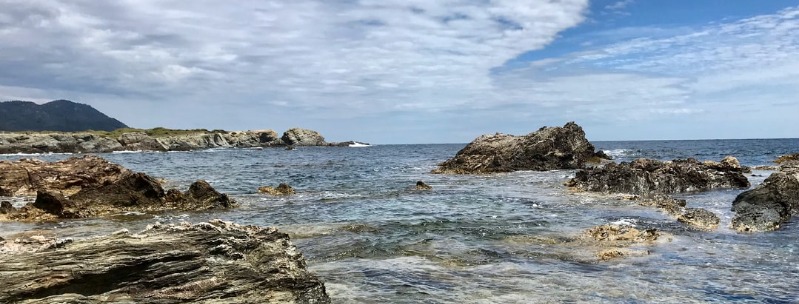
0,127,366,154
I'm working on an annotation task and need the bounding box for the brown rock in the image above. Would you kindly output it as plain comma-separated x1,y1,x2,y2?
0,155,129,197
0,201,13,214
32,191,81,218
259,183,296,196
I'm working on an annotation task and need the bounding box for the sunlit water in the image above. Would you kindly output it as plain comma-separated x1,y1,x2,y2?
2,139,799,303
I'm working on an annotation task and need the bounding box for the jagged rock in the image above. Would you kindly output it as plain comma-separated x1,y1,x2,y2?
677,208,720,231
433,122,608,174
281,128,326,146
415,181,432,190
0,157,237,221
0,220,330,303
0,155,130,197
32,191,81,218
731,169,799,232
259,183,296,196
566,157,750,195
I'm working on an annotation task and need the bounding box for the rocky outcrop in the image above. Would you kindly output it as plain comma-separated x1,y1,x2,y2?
0,155,129,197
0,220,330,303
0,156,236,221
281,128,326,146
433,122,608,174
731,168,799,232
0,128,350,154
566,156,750,195
259,183,296,196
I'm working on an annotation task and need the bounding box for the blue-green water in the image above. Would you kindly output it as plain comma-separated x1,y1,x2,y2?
2,139,798,303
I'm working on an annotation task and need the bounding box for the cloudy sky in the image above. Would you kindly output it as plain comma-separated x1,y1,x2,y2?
1,0,797,143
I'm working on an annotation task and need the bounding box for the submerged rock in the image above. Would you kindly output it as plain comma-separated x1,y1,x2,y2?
579,224,668,261
259,183,296,196
0,220,330,303
433,122,608,174
566,156,750,195
415,181,432,190
731,169,799,232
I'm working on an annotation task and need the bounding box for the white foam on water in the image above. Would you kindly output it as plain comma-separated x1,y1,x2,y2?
610,218,638,226
112,150,145,154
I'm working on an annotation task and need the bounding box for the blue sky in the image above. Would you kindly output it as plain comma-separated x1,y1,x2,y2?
0,0,797,143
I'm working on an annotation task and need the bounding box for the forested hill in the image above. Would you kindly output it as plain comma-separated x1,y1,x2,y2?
0,99,128,132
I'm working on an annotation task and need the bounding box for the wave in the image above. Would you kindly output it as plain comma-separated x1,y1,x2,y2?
349,142,372,147
603,149,638,159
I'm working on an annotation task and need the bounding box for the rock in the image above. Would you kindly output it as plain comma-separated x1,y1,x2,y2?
0,220,330,303
566,156,750,195
0,157,237,221
433,122,608,174
0,155,130,197
259,183,296,196
775,153,799,165
281,128,326,146
677,208,720,231
637,195,719,230
182,180,236,208
0,128,337,154
731,169,799,232
415,181,432,190
0,201,14,214
32,191,81,218
579,224,665,261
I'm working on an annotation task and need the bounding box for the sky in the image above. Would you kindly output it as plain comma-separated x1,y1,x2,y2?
0,0,797,144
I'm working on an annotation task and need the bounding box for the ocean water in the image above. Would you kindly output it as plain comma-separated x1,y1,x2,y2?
2,139,799,303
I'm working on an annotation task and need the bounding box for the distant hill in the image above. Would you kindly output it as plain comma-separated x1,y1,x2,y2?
0,100,128,132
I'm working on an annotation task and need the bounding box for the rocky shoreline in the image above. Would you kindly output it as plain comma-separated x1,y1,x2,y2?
0,122,796,301
0,127,363,154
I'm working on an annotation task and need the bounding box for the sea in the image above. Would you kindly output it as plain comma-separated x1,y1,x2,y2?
2,138,799,303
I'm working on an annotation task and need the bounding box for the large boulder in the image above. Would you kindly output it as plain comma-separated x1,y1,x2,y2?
566,156,750,195
0,220,330,303
433,122,608,174
731,169,799,232
0,155,130,197
281,128,326,146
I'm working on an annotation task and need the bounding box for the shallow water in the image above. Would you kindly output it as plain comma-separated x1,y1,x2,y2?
2,139,799,303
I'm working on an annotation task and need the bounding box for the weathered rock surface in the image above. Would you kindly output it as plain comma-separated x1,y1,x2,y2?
0,156,236,221
259,183,296,196
0,128,354,154
433,122,608,174
731,168,799,232
415,181,432,190
635,195,720,231
0,155,129,197
579,224,667,261
0,220,330,303
566,156,750,195
281,128,326,146
677,208,720,231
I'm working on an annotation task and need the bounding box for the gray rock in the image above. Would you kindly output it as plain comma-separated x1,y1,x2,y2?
677,208,720,231
0,220,330,303
566,156,750,195
731,169,799,232
433,122,608,174
282,128,327,146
